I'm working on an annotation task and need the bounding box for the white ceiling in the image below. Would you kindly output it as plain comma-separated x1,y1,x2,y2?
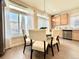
11,0,79,15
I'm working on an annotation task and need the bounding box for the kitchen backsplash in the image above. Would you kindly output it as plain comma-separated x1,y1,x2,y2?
54,25,79,30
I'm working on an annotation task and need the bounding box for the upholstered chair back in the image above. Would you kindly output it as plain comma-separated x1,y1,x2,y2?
29,30,46,41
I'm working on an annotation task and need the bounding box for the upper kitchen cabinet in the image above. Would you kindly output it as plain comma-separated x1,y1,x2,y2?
51,16,56,28
51,13,68,28
51,15,60,28
60,13,68,25
55,15,61,25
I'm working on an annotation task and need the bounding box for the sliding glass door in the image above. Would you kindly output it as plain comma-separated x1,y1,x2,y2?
9,11,19,37
5,9,34,48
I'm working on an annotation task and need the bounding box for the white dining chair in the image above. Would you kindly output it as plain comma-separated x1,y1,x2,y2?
29,30,48,59
22,29,31,53
46,29,60,56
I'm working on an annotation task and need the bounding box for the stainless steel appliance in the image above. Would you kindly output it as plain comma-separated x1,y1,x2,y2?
0,0,5,57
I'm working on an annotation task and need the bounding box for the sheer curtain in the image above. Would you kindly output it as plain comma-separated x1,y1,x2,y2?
21,14,34,36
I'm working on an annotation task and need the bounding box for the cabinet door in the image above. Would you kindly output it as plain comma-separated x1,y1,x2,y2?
72,31,79,40
51,17,56,28
51,15,60,27
60,13,68,25
55,16,60,25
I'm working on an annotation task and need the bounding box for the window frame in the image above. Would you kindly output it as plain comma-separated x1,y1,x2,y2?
6,8,34,37
38,16,49,29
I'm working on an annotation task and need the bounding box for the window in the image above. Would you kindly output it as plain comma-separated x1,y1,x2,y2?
5,2,34,48
9,11,19,37
20,14,34,36
70,16,79,29
5,9,34,38
38,17,49,29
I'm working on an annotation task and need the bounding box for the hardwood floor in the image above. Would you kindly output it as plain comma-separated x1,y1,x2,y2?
0,39,79,59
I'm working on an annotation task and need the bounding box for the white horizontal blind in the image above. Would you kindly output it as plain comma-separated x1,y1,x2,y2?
38,17,49,29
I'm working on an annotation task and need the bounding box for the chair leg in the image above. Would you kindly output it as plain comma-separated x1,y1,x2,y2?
57,40,60,45
51,45,54,56
46,46,49,54
30,40,33,59
23,44,26,53
56,43,59,52
31,49,33,59
44,52,46,59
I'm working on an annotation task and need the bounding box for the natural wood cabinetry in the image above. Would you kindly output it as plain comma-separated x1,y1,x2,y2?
51,13,68,28
62,30,79,40
51,17,56,28
60,13,68,25
55,15,61,25
72,30,79,40
51,15,60,28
